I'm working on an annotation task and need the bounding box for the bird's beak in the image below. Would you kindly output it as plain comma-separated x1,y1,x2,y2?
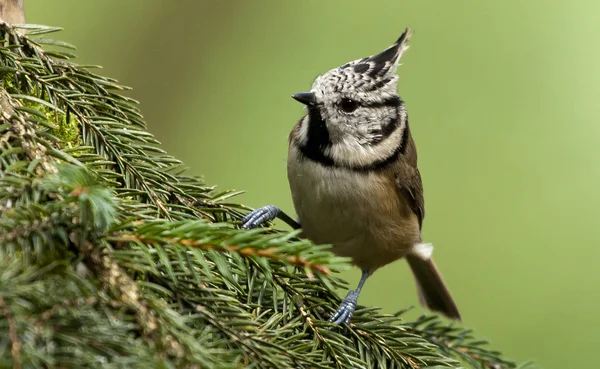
292,92,316,106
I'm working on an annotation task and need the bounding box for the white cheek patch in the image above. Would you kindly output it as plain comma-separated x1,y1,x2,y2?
324,116,406,167
296,115,310,146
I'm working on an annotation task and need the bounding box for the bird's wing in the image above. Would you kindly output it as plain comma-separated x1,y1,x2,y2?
393,128,425,230
395,163,425,230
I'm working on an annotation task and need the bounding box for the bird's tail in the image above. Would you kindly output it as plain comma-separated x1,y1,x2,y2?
406,249,461,321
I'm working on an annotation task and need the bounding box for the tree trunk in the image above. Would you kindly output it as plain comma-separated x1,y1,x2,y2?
0,0,24,24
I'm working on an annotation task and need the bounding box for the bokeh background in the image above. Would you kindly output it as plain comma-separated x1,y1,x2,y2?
24,1,600,368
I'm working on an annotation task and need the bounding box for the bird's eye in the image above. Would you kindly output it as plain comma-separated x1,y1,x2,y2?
340,98,359,113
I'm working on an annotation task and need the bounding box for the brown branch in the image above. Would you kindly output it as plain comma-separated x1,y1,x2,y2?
80,241,185,359
272,275,344,368
353,326,423,368
39,296,101,322
405,356,420,368
112,233,331,275
456,346,503,369
408,327,507,369
0,87,57,176
0,296,22,369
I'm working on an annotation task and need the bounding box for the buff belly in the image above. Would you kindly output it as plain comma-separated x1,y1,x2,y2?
287,150,421,271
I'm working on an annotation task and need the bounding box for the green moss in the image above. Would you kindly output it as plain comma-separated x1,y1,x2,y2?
2,72,82,149
49,110,81,148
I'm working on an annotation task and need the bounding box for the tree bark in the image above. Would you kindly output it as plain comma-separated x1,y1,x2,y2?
0,0,24,24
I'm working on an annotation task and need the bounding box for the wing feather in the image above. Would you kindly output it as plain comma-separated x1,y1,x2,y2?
394,130,425,229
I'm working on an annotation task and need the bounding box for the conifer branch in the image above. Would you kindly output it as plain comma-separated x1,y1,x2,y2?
112,230,333,275
0,19,538,369
0,296,22,369
406,315,517,369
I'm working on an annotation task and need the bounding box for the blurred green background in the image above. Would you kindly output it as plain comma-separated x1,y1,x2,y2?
24,1,600,368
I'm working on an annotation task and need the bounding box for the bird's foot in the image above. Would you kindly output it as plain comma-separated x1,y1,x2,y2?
329,290,359,325
241,205,280,229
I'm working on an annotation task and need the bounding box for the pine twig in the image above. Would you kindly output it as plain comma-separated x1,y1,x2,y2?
80,241,186,358
113,233,332,275
0,296,22,369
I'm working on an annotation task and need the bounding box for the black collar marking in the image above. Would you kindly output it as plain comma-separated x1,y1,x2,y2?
298,111,409,172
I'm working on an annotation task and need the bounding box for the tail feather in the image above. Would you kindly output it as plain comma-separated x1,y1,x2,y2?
406,255,461,321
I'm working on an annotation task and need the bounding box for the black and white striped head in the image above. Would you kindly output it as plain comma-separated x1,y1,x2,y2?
292,29,411,169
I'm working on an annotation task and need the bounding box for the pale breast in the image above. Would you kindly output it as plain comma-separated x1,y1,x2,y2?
287,147,421,271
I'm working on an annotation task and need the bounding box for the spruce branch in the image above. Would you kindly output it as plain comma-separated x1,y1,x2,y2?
405,315,517,369
0,295,22,369
0,18,539,369
112,225,335,276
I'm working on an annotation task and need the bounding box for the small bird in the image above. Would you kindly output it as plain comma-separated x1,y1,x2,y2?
242,28,460,324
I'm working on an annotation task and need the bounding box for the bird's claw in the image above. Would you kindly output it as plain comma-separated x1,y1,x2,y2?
329,290,359,325
241,205,281,229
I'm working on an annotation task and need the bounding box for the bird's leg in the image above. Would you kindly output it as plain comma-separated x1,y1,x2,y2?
329,269,370,325
241,205,301,230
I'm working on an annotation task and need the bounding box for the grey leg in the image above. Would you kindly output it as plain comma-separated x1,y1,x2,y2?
241,205,301,230
329,269,370,325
